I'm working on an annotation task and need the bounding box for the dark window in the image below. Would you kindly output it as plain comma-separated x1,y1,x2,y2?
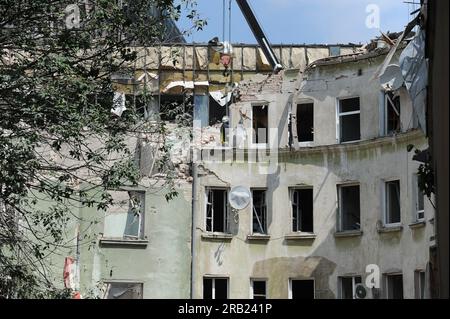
297,103,314,142
252,280,267,299
338,185,361,231
385,180,401,224
339,97,361,143
160,94,193,122
203,278,228,299
340,276,362,299
209,96,227,126
386,274,403,299
252,190,267,234
386,93,401,134
414,271,426,299
252,105,268,144
206,189,229,233
291,280,314,299
415,175,425,221
292,189,314,233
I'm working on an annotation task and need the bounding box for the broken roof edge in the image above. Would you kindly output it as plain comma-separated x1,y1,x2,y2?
304,43,408,72
141,42,361,48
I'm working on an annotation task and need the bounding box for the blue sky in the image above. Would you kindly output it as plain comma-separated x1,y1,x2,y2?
177,0,419,45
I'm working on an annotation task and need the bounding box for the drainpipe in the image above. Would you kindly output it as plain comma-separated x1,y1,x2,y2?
190,159,198,299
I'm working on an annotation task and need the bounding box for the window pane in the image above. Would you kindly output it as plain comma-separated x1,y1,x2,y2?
340,114,361,142
252,190,267,234
386,181,401,224
215,279,228,299
387,95,401,133
206,189,228,233
253,281,266,299
292,189,314,232
387,275,403,299
291,280,314,299
203,278,212,299
340,277,353,299
340,185,361,231
297,103,314,142
340,97,360,113
106,283,143,299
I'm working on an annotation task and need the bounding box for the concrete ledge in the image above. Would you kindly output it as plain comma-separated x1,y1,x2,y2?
247,234,271,242
409,221,426,229
285,233,317,240
99,238,149,247
377,225,403,233
201,233,233,242
334,230,363,238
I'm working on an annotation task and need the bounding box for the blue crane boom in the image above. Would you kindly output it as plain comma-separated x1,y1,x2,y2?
235,0,283,73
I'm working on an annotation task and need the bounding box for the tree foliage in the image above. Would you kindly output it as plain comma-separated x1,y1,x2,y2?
0,0,204,298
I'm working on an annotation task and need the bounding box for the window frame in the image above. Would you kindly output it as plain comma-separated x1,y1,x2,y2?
384,92,401,135
336,96,361,144
251,104,269,149
250,278,267,299
337,183,361,232
296,103,314,144
290,187,314,233
203,276,229,299
205,187,230,234
338,276,362,299
103,281,144,299
413,174,425,222
384,273,404,299
414,270,426,299
288,278,315,299
103,190,146,241
251,188,268,235
383,179,402,227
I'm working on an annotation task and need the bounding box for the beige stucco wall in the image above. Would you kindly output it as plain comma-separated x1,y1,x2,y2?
192,54,433,299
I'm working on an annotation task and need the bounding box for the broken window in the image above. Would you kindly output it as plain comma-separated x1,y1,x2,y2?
385,180,401,225
209,95,227,126
386,274,403,299
206,188,229,233
339,276,362,299
103,191,145,240
385,92,401,134
414,270,426,299
252,189,267,235
291,188,314,233
413,174,425,221
160,94,193,123
337,184,361,231
289,279,315,299
103,282,143,299
251,279,267,299
125,94,159,120
203,277,228,299
297,103,314,142
252,105,268,145
338,97,361,143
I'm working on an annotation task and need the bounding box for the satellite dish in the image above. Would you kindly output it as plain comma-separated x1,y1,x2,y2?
228,186,252,210
355,284,367,299
380,64,404,91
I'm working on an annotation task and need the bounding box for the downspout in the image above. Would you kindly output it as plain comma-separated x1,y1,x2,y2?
190,160,198,299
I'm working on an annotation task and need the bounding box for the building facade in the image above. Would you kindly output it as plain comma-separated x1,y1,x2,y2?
191,46,434,299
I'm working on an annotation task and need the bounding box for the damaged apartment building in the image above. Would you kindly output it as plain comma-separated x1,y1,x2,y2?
38,10,434,298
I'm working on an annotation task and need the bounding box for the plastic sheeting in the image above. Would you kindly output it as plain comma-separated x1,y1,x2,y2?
399,30,428,132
